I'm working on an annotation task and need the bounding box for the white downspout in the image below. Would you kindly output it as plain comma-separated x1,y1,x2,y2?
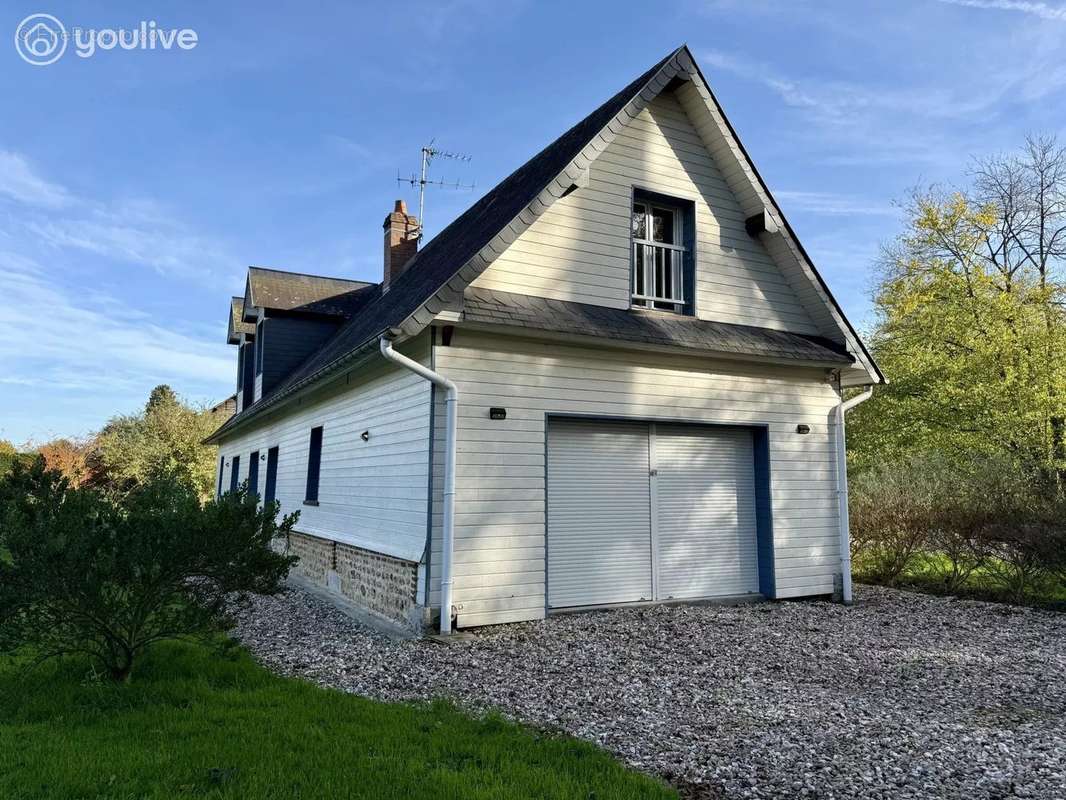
834,385,874,605
379,336,458,635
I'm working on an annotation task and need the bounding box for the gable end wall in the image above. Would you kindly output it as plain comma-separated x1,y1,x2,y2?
472,92,818,335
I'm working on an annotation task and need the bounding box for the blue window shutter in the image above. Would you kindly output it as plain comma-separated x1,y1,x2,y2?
217,455,224,499
248,450,260,497
305,427,323,503
264,446,279,505
255,320,264,375
229,454,240,494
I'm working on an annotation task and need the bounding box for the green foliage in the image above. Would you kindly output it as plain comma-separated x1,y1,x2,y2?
0,641,674,800
849,138,1066,482
0,440,34,481
0,460,297,681
850,453,959,585
847,136,1066,606
93,383,220,499
851,454,1066,604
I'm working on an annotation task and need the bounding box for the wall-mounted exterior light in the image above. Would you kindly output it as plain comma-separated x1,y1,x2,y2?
796,424,811,435
360,430,370,442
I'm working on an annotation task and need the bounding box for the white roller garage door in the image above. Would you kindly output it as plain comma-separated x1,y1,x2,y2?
546,418,759,609
546,419,653,608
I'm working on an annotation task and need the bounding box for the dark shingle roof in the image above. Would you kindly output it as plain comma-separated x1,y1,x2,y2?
227,296,256,344
208,49,680,442
245,267,376,318
462,287,853,365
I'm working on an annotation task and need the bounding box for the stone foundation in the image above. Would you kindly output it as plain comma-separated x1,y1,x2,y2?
287,531,422,632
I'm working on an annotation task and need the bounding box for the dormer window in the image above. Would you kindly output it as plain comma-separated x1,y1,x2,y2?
631,192,694,314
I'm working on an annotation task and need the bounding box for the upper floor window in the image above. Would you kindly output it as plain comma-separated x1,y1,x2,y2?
631,195,692,314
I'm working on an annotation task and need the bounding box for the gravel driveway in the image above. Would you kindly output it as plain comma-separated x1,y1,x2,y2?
235,585,1065,799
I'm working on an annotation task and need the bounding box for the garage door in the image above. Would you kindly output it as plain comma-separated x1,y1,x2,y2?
546,418,759,609
546,419,653,608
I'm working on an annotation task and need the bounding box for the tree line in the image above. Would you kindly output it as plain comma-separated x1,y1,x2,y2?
1,385,223,501
848,135,1066,604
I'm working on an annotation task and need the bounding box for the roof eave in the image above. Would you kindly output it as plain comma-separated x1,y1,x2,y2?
203,330,388,445
457,319,853,370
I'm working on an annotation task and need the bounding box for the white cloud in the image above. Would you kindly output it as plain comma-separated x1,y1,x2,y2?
0,254,233,400
25,212,232,285
0,151,74,209
701,46,1064,125
0,152,237,287
936,0,1066,20
0,148,243,440
773,191,898,217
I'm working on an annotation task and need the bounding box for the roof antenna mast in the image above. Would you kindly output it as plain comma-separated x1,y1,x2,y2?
398,140,475,241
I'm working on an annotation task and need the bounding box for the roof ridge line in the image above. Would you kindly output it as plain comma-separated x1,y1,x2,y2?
247,265,375,285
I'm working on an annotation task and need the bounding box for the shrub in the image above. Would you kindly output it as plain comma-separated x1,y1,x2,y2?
976,470,1066,603
850,452,1066,603
849,454,947,584
0,459,297,681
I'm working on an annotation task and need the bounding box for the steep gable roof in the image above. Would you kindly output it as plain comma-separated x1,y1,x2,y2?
243,267,375,319
208,45,880,443
227,296,255,344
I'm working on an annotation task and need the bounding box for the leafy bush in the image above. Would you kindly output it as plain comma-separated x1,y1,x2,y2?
0,459,297,681
976,469,1066,602
849,454,950,584
91,384,221,500
850,453,1066,604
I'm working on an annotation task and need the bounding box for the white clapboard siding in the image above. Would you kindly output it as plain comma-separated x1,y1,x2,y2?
215,335,432,562
428,330,841,627
471,91,818,334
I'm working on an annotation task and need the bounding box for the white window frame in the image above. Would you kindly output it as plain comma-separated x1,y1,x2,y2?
631,199,687,313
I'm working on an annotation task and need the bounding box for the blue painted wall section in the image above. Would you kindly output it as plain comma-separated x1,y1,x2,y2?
238,341,255,408
752,427,776,598
264,446,279,505
248,449,260,497
259,316,340,396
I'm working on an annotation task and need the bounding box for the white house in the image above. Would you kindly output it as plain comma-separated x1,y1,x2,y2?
206,45,884,635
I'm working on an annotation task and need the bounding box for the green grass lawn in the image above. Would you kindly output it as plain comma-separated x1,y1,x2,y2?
856,552,1066,610
0,642,675,800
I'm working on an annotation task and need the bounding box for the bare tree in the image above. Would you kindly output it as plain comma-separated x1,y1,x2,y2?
968,137,1066,479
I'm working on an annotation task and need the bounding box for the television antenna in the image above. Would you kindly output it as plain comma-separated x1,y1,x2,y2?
398,140,475,241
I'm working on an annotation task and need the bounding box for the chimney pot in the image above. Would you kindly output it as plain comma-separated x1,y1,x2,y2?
382,199,419,291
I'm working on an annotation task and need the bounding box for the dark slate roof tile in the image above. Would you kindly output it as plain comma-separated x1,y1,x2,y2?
227,296,255,344
461,287,853,365
246,267,375,318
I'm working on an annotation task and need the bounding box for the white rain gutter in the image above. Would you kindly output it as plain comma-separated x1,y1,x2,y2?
379,336,458,635
834,385,874,605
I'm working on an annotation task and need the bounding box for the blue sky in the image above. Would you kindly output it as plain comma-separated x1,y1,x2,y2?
2,0,1065,444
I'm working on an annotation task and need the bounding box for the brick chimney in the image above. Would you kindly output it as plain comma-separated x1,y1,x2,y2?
383,199,419,290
